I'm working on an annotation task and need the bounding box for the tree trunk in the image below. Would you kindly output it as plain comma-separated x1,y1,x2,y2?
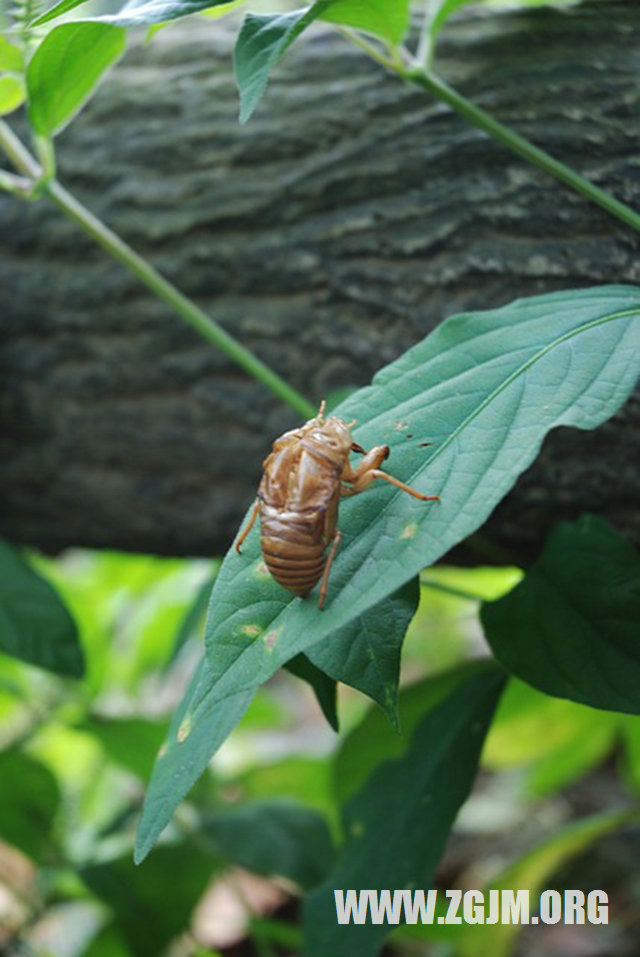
1,1,638,560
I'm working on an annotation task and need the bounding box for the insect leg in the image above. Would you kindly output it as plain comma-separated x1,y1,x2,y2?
235,500,260,553
318,530,342,610
342,445,438,501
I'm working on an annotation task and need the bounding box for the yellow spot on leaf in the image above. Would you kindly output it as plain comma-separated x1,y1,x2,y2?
241,624,262,639
400,522,418,540
177,716,192,743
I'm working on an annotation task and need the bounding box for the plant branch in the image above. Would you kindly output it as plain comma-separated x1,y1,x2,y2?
0,120,315,419
401,68,640,233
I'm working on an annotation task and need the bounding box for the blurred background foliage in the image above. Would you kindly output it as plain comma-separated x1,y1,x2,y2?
1,545,638,955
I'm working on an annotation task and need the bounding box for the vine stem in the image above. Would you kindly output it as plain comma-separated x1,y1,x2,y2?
0,119,315,419
401,67,640,234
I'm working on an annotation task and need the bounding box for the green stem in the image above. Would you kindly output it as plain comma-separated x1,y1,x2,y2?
0,119,315,419
401,68,640,234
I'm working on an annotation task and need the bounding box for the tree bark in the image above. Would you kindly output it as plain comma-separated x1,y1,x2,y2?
1,1,638,560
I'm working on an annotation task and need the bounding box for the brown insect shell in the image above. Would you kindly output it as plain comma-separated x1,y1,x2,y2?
256,414,353,596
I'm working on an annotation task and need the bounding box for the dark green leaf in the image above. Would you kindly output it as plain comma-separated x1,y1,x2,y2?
137,285,640,861
81,842,217,956
307,577,420,726
235,0,411,123
0,540,84,677
482,516,640,713
0,749,61,861
334,662,490,806
285,653,338,731
203,798,334,891
27,22,126,136
304,665,505,956
77,715,169,779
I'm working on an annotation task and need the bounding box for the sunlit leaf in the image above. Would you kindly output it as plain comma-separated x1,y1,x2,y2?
482,516,640,713
136,285,640,861
0,74,25,115
27,22,126,135
0,35,24,71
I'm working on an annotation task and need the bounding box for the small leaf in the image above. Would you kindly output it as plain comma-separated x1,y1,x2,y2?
286,653,339,730
203,798,334,891
482,516,640,713
0,749,61,861
234,8,324,124
0,36,24,72
235,0,411,123
307,577,420,725
27,22,126,136
137,285,640,860
32,0,93,26
0,540,84,677
303,665,505,956
0,74,25,116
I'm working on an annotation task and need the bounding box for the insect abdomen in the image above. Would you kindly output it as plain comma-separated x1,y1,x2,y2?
259,505,326,597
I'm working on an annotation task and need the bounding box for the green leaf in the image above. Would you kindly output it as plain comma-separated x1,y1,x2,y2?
77,715,169,779
286,653,339,730
235,0,410,123
136,285,640,861
27,22,126,136
203,798,334,891
0,540,84,677
334,662,495,806
0,35,24,72
307,577,420,725
303,665,505,956
482,516,640,713
484,678,618,797
0,749,61,861
456,809,634,957
81,0,241,28
235,8,323,124
81,842,217,956
0,73,25,115
320,0,410,44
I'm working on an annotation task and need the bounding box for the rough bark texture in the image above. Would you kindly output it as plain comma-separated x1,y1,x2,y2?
0,1,639,560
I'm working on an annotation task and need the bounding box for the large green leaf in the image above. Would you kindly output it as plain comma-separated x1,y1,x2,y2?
27,22,126,136
482,516,640,713
0,749,61,861
304,665,505,956
0,540,84,677
203,798,334,891
235,0,410,123
136,285,640,861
